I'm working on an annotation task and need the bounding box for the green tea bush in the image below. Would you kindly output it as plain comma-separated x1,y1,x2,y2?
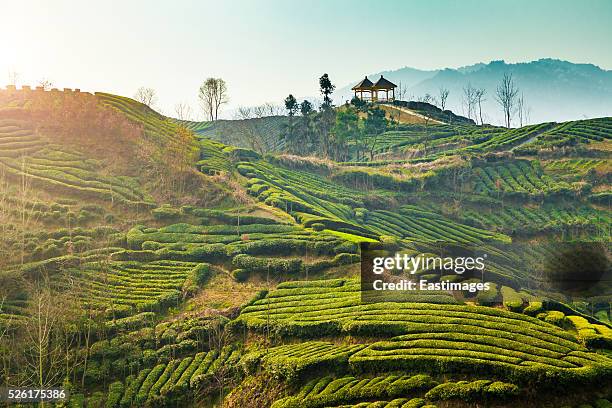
425,380,518,402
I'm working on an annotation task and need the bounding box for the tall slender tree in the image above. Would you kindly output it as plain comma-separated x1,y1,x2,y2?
317,74,336,158
438,87,450,111
199,78,228,121
282,94,300,153
495,73,519,128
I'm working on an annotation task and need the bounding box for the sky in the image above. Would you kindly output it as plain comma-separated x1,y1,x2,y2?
1,0,611,119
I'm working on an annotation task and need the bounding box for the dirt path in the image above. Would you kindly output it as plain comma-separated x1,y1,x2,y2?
381,104,446,125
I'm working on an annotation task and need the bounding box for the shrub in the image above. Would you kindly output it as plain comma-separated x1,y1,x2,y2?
501,286,523,312
425,380,518,402
311,223,325,231
152,205,182,220
523,301,543,316
233,269,249,282
232,254,302,275
105,381,124,408
544,311,566,326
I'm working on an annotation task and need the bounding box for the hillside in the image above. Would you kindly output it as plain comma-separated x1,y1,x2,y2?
0,86,610,408
336,59,612,125
177,116,287,154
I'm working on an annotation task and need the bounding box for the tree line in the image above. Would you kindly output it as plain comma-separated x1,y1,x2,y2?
416,73,528,127
282,74,389,161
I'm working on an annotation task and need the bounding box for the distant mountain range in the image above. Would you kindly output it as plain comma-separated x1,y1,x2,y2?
336,59,612,125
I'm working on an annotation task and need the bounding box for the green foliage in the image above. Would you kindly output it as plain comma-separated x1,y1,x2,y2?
501,286,524,311
105,381,124,408
271,374,437,408
424,380,519,402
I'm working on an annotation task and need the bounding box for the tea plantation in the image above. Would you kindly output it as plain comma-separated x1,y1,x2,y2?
0,87,609,407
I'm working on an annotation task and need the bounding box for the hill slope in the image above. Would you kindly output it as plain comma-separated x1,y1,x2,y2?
0,87,610,408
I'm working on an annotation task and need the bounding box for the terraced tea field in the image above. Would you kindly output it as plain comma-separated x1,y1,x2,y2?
237,280,612,384
356,117,612,162
177,116,287,153
460,205,610,236
104,346,243,408
471,160,576,198
0,88,610,408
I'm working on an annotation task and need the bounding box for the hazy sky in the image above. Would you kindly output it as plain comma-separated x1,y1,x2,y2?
1,0,611,118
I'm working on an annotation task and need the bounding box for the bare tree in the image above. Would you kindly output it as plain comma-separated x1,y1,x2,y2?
174,102,193,121
21,281,65,391
397,81,409,101
263,102,283,116
134,87,157,107
517,93,527,127
438,87,450,111
7,70,19,86
418,93,434,104
462,83,478,121
233,105,270,153
475,88,486,125
37,78,54,91
495,72,519,128
199,78,228,121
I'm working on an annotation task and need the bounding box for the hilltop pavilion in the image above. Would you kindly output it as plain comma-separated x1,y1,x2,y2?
352,75,397,102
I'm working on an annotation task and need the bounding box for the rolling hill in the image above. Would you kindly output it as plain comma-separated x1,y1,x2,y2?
0,85,610,408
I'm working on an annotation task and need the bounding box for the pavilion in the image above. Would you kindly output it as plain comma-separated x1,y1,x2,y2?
352,75,397,102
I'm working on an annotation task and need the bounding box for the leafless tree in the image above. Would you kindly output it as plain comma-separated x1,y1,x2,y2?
174,102,193,121
475,88,486,125
462,83,478,121
418,93,434,104
438,87,450,111
397,81,409,101
233,105,270,153
199,78,228,121
134,87,157,107
495,72,519,128
37,78,54,91
517,93,527,127
7,70,19,86
21,281,65,390
263,102,283,116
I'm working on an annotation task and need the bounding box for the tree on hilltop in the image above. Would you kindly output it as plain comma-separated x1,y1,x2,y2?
300,100,313,117
284,94,299,116
298,100,317,154
350,96,367,111
134,87,157,107
318,74,336,158
199,78,228,121
174,102,193,121
319,74,335,110
438,87,450,111
495,72,519,128
475,87,486,125
462,83,477,121
281,94,300,153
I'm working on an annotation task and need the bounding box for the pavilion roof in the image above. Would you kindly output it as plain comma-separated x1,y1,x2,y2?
351,76,374,90
373,75,397,89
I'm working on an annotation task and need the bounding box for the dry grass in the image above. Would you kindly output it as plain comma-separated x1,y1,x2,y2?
187,271,270,311
379,104,444,125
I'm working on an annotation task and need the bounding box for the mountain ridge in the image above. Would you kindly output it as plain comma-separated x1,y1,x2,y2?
337,58,612,125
